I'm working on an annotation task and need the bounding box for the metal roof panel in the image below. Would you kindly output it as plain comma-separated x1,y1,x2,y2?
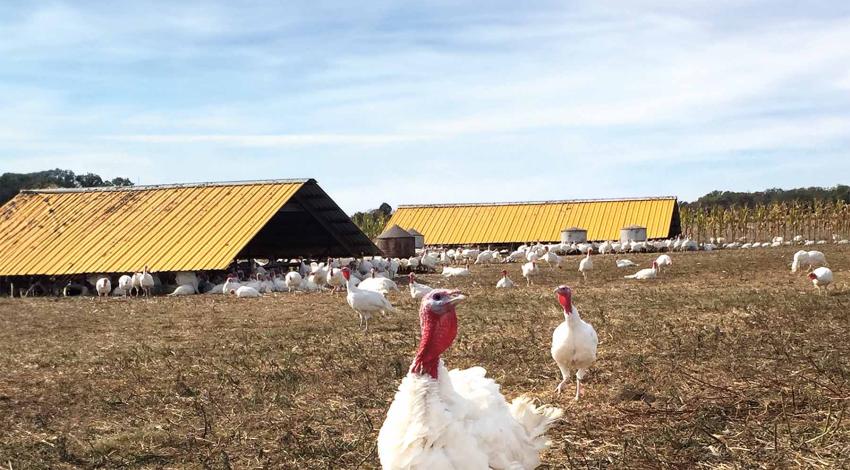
385,197,677,245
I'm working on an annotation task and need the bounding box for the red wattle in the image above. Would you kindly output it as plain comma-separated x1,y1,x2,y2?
558,293,572,313
411,308,458,378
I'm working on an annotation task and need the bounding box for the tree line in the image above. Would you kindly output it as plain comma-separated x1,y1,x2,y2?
0,169,133,207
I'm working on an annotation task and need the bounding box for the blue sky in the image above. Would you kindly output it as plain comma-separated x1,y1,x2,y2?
2,1,850,212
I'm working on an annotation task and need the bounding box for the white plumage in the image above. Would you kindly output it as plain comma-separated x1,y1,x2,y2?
442,264,471,277
624,262,658,280
169,284,196,296
175,272,199,293
377,290,562,469
655,254,672,272
223,276,242,294
327,267,346,292
231,285,261,298
791,250,828,274
95,277,111,297
551,286,598,401
299,275,326,292
808,267,833,294
358,268,399,294
284,271,302,292
496,270,514,288
540,250,561,268
342,267,397,331
578,250,593,281
408,273,433,300
616,259,637,268
132,266,155,296
116,274,133,296
521,261,538,286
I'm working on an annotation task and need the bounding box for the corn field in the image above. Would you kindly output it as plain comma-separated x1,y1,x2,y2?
679,200,850,243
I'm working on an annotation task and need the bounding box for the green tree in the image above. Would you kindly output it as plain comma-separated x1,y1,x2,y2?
0,169,134,206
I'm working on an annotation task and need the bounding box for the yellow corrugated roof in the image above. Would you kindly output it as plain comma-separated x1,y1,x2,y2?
385,197,677,245
0,180,306,276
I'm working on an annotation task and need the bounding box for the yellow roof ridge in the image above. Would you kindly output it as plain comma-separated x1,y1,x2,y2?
22,178,313,194
397,195,677,209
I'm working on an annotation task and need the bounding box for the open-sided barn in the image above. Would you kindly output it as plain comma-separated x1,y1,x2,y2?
385,196,681,246
0,179,378,278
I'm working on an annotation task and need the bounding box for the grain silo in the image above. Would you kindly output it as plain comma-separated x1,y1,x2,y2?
560,227,588,243
406,228,425,249
620,225,647,243
376,225,415,258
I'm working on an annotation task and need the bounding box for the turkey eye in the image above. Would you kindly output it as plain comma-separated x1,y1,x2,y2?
434,294,443,300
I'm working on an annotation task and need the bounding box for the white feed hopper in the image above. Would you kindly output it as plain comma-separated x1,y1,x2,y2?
560,226,588,243
620,225,647,243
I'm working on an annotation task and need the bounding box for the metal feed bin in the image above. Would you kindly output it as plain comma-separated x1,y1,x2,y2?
407,228,425,249
376,225,415,258
620,225,647,243
560,227,588,243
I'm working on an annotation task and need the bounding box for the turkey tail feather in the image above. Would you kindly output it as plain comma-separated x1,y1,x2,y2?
508,396,563,451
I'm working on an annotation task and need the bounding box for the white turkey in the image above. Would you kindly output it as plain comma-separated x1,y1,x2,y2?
175,272,199,293
230,285,261,298
655,254,672,272
95,277,111,297
421,252,440,271
408,272,433,300
808,267,833,295
521,260,538,286
496,270,514,289
285,270,303,292
222,275,242,294
299,275,326,292
551,286,598,401
624,262,658,280
342,267,397,331
540,249,561,268
132,266,155,297
474,250,494,265
169,284,196,296
327,267,346,293
791,250,828,274
377,289,563,469
578,249,593,281
358,268,399,295
442,263,471,277
615,259,637,268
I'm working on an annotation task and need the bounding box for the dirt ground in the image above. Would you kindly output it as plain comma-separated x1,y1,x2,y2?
1,246,848,469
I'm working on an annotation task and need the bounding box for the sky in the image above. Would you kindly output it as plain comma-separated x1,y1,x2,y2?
1,1,850,213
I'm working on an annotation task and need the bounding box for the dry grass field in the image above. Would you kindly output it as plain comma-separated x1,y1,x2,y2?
1,246,849,469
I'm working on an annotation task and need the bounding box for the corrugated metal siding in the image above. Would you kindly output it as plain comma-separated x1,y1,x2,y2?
0,181,305,276
386,197,677,245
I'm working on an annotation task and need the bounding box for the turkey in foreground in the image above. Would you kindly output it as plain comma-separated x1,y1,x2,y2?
551,286,598,401
378,289,563,469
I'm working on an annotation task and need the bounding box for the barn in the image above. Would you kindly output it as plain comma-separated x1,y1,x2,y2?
0,179,378,283
384,196,681,247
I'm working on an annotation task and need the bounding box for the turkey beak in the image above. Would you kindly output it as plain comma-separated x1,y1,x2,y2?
448,291,467,306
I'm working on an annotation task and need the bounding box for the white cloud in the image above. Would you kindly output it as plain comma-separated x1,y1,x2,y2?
1,1,849,212
100,133,434,147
